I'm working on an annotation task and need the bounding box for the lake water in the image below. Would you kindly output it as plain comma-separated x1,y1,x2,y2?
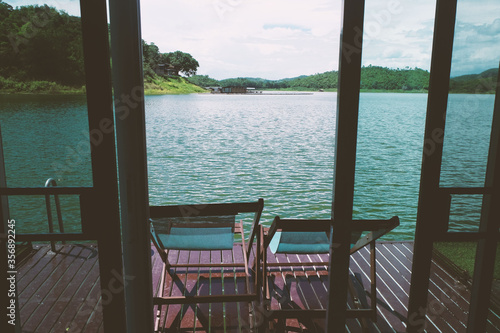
0,92,495,239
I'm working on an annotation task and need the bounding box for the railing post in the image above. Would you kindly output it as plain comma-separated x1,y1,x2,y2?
44,178,65,252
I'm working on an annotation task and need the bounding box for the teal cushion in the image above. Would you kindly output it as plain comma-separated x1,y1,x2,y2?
158,227,233,250
269,231,330,254
268,231,282,254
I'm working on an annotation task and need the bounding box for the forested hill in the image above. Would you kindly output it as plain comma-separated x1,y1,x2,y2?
0,3,84,87
0,2,204,94
449,68,498,93
189,67,498,93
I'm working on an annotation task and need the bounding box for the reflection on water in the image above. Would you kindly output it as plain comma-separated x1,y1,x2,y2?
0,92,495,239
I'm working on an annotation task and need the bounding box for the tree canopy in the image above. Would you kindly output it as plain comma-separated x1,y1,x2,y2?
163,50,199,77
0,2,200,88
189,67,496,94
142,42,199,78
189,67,430,91
187,74,219,87
449,68,498,93
0,2,84,86
142,41,162,79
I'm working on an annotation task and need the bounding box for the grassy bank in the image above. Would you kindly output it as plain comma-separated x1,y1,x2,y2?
0,75,208,95
434,242,500,280
0,76,85,94
144,76,208,95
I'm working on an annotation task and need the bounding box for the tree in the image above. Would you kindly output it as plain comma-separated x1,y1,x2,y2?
0,1,13,21
163,50,199,77
188,74,219,87
142,41,162,79
0,4,84,85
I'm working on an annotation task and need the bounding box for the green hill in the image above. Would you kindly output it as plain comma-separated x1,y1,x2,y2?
360,66,429,91
0,2,206,94
190,67,430,92
449,68,498,93
190,66,498,94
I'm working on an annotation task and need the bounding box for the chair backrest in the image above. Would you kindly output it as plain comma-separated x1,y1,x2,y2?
150,199,264,251
267,216,399,254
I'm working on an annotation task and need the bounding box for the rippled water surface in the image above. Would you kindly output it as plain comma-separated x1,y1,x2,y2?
0,92,495,239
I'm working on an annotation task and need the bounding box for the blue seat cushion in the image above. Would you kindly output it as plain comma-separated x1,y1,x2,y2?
269,231,330,254
158,227,234,250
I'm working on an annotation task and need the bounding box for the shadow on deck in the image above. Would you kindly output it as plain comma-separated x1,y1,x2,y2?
16,241,499,332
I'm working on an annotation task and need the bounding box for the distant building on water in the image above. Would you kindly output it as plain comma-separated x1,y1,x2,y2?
221,86,247,94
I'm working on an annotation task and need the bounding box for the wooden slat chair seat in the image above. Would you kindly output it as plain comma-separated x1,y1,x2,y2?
260,216,400,330
150,198,264,309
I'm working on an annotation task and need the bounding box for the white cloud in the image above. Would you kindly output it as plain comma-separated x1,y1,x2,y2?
451,19,500,76
361,1,436,70
8,0,81,15
361,0,499,76
7,0,499,79
139,0,340,79
446,0,500,76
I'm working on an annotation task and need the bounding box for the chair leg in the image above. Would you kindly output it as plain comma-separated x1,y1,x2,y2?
348,276,370,333
263,259,268,301
260,227,272,333
248,301,255,332
274,318,285,333
163,249,172,272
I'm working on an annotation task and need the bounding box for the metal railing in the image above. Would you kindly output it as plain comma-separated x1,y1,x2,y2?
44,178,65,251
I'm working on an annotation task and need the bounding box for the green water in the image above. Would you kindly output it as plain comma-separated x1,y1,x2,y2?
0,92,494,239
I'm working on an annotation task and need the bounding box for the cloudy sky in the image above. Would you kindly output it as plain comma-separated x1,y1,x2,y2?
7,0,500,79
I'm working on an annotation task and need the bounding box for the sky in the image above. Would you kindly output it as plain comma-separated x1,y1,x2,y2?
6,0,500,80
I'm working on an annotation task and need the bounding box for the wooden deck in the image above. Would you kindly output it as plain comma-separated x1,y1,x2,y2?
17,243,103,333
16,241,500,332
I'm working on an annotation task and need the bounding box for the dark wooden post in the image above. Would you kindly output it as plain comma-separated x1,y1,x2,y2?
80,0,127,331
108,0,154,332
327,0,365,330
466,62,500,332
407,1,457,331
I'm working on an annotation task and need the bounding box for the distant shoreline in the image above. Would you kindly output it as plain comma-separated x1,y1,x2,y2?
0,82,495,95
2,89,495,95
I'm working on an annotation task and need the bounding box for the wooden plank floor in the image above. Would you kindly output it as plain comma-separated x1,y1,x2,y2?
18,243,103,333
16,242,500,332
151,243,254,333
265,242,500,333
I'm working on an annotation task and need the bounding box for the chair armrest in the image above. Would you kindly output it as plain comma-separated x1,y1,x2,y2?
245,198,264,258
350,216,399,254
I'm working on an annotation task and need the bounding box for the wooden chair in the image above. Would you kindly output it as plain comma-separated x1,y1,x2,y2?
150,198,264,310
259,215,399,331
